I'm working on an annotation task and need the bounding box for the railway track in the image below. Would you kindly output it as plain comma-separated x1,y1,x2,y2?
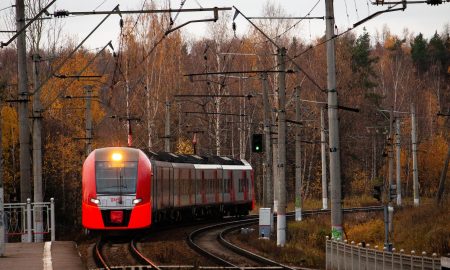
90,206,383,269
187,206,384,270
92,236,161,270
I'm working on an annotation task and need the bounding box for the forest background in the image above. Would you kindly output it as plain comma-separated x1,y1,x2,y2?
0,1,449,235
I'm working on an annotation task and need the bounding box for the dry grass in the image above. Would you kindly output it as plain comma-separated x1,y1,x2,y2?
236,197,449,269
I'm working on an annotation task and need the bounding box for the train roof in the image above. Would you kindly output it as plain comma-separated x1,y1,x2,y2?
142,150,246,166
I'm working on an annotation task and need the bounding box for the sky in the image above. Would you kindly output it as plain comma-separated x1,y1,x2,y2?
1,0,449,50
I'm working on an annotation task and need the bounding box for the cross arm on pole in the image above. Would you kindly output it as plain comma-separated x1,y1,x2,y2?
0,0,57,48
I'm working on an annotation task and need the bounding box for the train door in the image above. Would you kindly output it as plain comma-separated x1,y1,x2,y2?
160,165,171,208
216,168,223,203
205,169,214,204
189,168,195,205
222,169,230,203
233,170,244,201
173,167,180,208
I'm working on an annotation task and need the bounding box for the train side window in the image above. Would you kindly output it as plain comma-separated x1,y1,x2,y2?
224,178,231,193
238,177,247,192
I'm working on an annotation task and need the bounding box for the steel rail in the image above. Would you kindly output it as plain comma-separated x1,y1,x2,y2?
130,238,162,270
188,206,384,269
93,238,111,270
187,218,258,267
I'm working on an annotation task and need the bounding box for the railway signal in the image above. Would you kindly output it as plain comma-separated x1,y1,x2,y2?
252,134,263,153
373,185,382,202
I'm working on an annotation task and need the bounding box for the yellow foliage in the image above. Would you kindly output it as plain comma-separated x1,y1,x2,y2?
417,135,448,195
1,106,18,149
175,137,194,155
346,218,384,244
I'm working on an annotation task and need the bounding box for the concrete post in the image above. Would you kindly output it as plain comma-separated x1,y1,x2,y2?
411,104,419,206
26,198,32,242
32,54,44,242
85,86,92,156
273,142,278,215
321,108,328,210
325,0,343,240
295,86,302,221
261,73,273,209
396,118,402,206
388,109,394,203
276,47,287,246
16,0,32,203
165,101,171,152
50,198,55,241
0,119,4,254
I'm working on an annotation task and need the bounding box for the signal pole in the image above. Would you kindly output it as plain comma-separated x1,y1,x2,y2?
295,86,302,221
395,118,402,206
261,73,273,209
276,47,287,247
16,0,32,203
321,108,328,210
325,0,343,240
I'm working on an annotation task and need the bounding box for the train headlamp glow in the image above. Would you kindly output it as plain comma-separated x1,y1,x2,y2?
111,152,123,161
90,198,100,205
132,198,142,204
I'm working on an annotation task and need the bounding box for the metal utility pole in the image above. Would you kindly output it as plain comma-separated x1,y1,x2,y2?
261,73,273,209
273,141,278,214
395,118,402,206
165,101,171,152
388,109,394,199
321,108,328,210
276,47,287,246
411,103,419,206
85,86,93,156
295,86,302,221
32,54,43,242
325,0,343,240
0,99,4,255
16,0,31,203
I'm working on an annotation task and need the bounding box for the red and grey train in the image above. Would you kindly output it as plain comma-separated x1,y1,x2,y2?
82,147,254,230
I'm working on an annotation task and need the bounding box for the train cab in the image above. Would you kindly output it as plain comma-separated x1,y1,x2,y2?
82,147,152,230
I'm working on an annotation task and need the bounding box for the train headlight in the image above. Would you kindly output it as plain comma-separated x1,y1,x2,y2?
90,198,100,205
111,152,123,161
132,198,142,204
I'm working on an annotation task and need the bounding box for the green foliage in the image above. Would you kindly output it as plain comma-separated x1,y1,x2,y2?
428,31,447,69
364,92,385,107
411,33,428,72
351,30,378,89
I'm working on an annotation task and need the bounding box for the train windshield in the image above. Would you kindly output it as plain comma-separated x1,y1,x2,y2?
95,161,138,194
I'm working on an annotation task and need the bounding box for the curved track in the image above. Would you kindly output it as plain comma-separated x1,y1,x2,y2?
188,206,384,269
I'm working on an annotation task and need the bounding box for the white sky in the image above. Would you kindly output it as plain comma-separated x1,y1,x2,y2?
1,0,449,50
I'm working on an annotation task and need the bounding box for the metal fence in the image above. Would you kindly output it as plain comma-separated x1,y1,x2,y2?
3,198,55,242
326,239,442,270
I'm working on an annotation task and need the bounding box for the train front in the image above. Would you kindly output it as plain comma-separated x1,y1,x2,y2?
82,147,152,230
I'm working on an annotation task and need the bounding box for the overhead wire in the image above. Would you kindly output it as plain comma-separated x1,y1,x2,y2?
343,0,351,28
0,5,13,12
250,0,321,48
94,0,109,11
353,0,360,20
